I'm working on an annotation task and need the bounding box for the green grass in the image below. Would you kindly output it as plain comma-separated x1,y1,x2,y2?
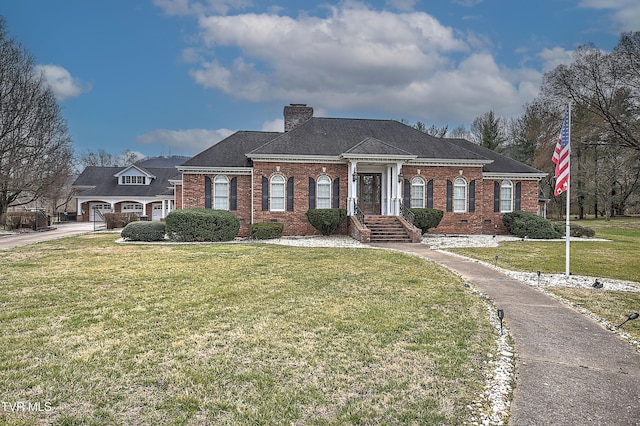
447,217,640,283
0,234,495,425
446,217,640,343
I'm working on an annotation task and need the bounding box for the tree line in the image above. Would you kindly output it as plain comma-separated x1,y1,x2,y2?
1,12,638,221
408,32,640,220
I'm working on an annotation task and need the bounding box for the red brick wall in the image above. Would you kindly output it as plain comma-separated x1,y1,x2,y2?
400,166,540,235
181,173,254,236
179,164,541,237
252,162,349,236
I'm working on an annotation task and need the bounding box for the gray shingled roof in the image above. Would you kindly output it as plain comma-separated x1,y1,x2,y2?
446,138,544,174
248,118,488,160
180,117,543,175
72,166,176,197
180,131,282,168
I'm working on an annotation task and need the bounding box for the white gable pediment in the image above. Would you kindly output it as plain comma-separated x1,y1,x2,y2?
114,165,155,185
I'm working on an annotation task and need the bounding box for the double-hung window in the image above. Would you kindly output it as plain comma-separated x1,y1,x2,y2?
270,175,286,211
410,177,425,208
214,175,229,210
500,180,513,213
317,176,332,209
453,178,467,213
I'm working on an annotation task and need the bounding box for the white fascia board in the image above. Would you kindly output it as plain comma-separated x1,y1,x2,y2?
247,155,344,164
177,166,253,175
341,154,417,162
483,172,548,181
409,158,491,167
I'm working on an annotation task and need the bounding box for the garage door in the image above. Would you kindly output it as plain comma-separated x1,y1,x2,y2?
90,203,112,221
152,204,163,221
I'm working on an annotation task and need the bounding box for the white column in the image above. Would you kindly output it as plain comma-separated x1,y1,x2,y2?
348,161,358,215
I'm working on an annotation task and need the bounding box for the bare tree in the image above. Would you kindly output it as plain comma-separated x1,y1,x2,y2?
77,148,143,169
542,37,640,152
0,19,74,219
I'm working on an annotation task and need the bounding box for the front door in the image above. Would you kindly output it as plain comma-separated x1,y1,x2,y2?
358,173,382,215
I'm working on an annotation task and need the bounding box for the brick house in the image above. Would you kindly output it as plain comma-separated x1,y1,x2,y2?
176,104,546,242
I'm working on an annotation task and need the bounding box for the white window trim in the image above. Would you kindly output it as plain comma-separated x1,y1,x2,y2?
500,180,514,213
214,175,229,210
317,175,332,209
453,178,467,213
410,176,425,208
270,174,286,212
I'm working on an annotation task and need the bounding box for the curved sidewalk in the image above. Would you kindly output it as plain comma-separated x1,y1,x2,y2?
374,243,640,426
0,222,96,250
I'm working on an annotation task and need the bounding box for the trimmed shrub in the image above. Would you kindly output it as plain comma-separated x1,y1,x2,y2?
570,224,596,238
306,208,347,236
553,223,596,238
409,208,444,234
104,212,138,229
121,221,166,242
165,208,240,242
250,222,284,240
502,211,561,239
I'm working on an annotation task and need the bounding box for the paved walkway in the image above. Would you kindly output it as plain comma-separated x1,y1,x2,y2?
373,243,640,426
0,222,96,250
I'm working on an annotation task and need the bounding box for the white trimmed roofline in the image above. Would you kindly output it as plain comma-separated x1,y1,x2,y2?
483,172,548,181
177,166,253,175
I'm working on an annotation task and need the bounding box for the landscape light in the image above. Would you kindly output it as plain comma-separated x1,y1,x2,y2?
494,255,499,267
536,270,541,286
497,309,505,335
617,312,639,328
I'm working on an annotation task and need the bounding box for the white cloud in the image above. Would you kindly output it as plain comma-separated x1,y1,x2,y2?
261,118,283,132
136,128,235,154
185,2,541,122
538,47,574,72
35,64,89,101
579,0,640,32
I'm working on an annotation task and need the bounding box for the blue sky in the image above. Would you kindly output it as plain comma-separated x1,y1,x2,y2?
2,0,637,158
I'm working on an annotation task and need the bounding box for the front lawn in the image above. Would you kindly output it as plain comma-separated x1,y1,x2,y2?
0,234,495,425
447,217,640,342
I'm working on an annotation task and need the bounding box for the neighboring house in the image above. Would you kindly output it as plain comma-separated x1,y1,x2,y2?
176,104,546,241
72,156,187,222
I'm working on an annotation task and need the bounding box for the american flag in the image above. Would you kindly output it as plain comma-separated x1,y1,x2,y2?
552,107,571,196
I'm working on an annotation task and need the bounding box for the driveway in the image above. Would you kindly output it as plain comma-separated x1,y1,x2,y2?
0,222,97,250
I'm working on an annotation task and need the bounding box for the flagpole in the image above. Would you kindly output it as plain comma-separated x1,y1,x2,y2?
564,103,571,277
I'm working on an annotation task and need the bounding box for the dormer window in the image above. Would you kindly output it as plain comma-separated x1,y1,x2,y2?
121,175,146,185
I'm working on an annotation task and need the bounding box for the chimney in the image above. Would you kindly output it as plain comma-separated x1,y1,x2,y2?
284,104,313,132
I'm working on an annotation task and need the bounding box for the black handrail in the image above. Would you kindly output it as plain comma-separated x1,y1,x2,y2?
399,201,415,226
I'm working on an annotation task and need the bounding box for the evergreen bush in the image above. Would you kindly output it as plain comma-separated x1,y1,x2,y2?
121,221,166,242
502,211,561,239
409,208,444,234
250,222,284,239
165,208,240,242
552,222,596,238
306,209,347,236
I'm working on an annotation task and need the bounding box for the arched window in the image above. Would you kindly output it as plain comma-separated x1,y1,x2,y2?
270,175,286,211
214,175,229,210
410,177,425,208
500,180,513,213
453,178,467,213
317,176,332,209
